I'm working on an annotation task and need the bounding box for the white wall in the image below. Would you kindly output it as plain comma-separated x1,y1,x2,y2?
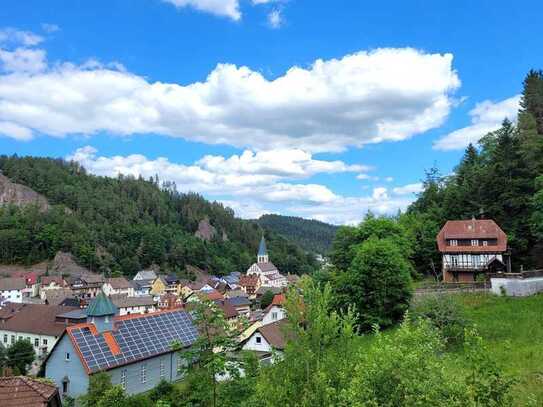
242,332,272,353
262,305,286,326
491,277,543,297
0,329,58,356
443,254,502,269
0,289,23,303
118,305,156,316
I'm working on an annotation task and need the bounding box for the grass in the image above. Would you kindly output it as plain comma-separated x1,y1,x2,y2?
452,293,543,406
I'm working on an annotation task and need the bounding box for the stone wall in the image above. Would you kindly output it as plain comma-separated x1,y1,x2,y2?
490,277,543,297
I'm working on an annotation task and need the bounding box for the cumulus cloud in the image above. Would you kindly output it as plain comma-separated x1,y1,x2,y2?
162,0,241,20
67,146,417,223
0,28,43,46
0,43,460,151
41,23,60,33
267,9,283,28
0,47,46,73
434,95,520,151
392,182,423,195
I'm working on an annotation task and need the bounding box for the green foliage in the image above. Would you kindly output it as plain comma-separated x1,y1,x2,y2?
96,385,128,407
259,289,275,309
257,214,339,254
80,372,113,407
0,156,317,276
251,280,357,406
6,338,34,375
331,223,413,331
410,294,469,347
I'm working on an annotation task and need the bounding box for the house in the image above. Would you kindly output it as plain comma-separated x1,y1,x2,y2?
227,296,251,317
0,303,79,357
180,281,213,300
215,299,239,328
39,276,67,301
0,278,26,303
0,376,62,407
437,219,510,282
68,273,105,298
133,270,157,281
187,289,224,303
132,279,154,296
150,275,168,296
43,288,76,306
241,319,288,364
103,277,134,297
44,293,199,398
239,275,261,297
158,293,184,310
110,294,157,316
224,289,248,299
246,236,288,288
262,294,286,325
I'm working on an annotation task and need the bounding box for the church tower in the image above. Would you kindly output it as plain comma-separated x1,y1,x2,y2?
86,291,118,333
257,235,269,264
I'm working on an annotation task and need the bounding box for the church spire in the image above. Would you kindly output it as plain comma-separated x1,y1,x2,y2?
257,235,269,263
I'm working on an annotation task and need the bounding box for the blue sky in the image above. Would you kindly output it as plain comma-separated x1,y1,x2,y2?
1,0,542,224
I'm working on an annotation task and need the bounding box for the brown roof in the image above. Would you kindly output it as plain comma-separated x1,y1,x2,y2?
0,277,26,291
216,300,239,319
239,275,260,288
436,219,507,253
110,294,156,308
43,288,75,306
256,262,278,272
40,276,66,286
0,303,79,336
257,319,289,350
0,376,60,407
106,277,132,289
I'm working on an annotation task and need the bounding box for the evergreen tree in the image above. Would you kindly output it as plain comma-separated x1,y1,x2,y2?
519,69,543,134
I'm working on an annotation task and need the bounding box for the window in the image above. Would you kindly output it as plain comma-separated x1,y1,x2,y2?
65,352,70,361
121,369,127,390
483,240,488,246
271,312,278,320
449,239,458,246
471,239,479,246
160,359,165,379
11,335,15,344
43,339,48,346
141,364,146,383
3,334,6,344
62,380,68,394
256,336,262,344
26,337,31,343
451,256,458,266
34,338,39,347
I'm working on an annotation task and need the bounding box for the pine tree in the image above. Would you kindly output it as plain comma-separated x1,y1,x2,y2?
519,70,543,134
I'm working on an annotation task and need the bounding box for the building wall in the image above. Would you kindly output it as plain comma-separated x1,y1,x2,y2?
118,304,157,316
150,279,166,296
242,333,272,353
262,306,286,326
442,253,503,269
443,270,477,283
45,334,89,398
0,289,23,303
0,329,58,356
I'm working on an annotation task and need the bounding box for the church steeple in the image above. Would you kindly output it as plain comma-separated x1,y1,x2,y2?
257,235,269,263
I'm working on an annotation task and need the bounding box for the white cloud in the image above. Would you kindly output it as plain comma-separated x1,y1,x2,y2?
0,28,44,46
162,0,241,20
67,146,416,224
392,182,423,195
0,121,33,140
41,23,60,33
0,46,460,151
434,95,520,151
356,173,378,181
384,176,394,182
0,47,47,73
267,9,283,28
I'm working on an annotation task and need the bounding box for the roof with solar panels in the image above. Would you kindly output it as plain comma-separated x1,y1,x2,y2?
50,306,199,374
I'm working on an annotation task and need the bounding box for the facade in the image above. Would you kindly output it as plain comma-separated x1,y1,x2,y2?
110,294,157,315
39,276,67,300
239,275,261,297
0,303,79,357
45,293,198,399
0,277,26,303
227,296,251,317
262,294,286,325
102,277,135,297
437,219,509,282
132,279,154,296
150,276,168,296
0,376,62,407
246,237,288,288
133,270,158,281
241,320,287,364
68,273,105,298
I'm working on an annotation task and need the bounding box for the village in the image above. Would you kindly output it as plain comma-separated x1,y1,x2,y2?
0,218,542,404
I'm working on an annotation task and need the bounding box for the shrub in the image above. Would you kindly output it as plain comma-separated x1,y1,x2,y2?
410,294,469,347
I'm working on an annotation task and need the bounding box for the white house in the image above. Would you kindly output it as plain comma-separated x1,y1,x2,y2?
0,278,26,304
133,270,157,281
110,295,157,316
103,277,135,297
262,293,287,326
241,320,287,364
246,237,287,288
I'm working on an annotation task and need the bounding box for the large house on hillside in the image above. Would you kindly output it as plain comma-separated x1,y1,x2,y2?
437,218,510,282
246,237,287,288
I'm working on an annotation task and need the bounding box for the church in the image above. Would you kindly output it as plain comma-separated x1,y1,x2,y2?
246,236,288,288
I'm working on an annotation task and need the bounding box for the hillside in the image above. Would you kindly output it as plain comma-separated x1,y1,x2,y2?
0,156,317,277
257,214,339,254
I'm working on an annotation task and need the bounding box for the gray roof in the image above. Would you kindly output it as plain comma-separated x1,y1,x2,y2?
134,270,157,281
111,295,156,308
0,277,26,291
228,296,251,307
256,262,278,272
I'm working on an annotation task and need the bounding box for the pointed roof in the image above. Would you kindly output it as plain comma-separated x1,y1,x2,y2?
86,292,117,317
258,235,268,257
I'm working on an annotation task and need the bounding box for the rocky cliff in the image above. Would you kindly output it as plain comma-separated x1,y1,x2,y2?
0,173,49,211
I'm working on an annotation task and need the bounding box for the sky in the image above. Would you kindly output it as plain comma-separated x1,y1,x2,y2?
0,0,542,224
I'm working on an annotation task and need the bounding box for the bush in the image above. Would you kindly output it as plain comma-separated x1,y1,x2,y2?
410,294,469,347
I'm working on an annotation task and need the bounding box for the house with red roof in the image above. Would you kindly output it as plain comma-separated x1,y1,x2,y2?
436,218,510,282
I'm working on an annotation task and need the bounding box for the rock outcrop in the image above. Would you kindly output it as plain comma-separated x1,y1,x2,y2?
0,173,49,211
194,217,217,241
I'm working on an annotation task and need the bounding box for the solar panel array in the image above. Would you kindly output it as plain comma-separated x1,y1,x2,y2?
70,311,198,373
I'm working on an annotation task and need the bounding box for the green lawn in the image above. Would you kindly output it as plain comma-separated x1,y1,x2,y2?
453,293,543,406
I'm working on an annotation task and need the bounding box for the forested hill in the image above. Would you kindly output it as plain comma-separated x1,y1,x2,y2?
0,156,317,277
257,214,339,254
407,69,543,271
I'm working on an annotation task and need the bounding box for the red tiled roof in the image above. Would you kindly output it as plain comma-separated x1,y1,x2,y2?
436,219,507,253
0,376,60,407
0,303,79,336
216,300,239,319
40,276,66,286
239,275,259,287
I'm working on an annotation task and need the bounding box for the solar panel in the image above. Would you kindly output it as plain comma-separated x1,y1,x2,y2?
69,311,198,373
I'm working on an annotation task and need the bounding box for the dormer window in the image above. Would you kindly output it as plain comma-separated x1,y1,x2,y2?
471,239,479,246
449,239,458,246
